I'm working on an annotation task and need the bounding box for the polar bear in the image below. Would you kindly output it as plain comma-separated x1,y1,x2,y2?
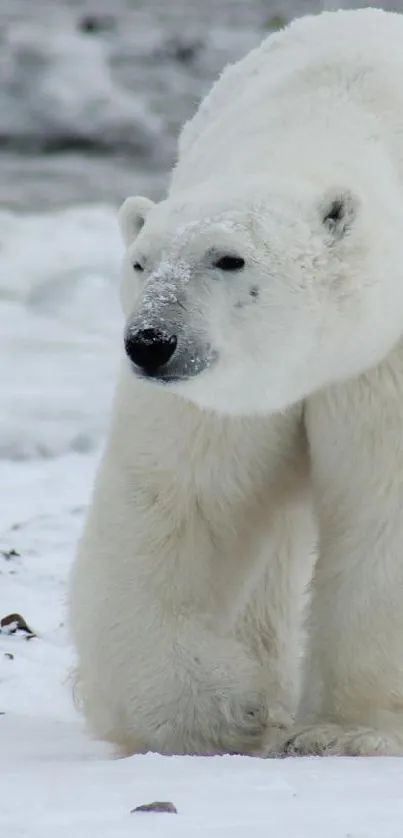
70,7,403,757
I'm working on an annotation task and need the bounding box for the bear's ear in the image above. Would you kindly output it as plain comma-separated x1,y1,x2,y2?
118,196,155,245
319,188,359,241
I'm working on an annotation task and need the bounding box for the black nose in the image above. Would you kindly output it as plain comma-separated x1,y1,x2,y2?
125,327,178,375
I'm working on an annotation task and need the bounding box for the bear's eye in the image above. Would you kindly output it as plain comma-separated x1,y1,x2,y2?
133,262,144,272
214,255,245,271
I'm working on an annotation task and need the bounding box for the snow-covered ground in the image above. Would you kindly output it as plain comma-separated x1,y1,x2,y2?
0,205,122,459
2,458,403,838
2,459,403,838
1,216,403,837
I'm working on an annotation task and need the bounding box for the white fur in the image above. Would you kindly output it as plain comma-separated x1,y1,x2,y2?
70,8,403,756
70,377,313,755
274,348,403,757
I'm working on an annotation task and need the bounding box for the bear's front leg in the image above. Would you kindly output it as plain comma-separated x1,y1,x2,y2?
69,375,311,756
274,369,403,758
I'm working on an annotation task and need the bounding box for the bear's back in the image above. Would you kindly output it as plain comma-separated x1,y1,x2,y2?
171,8,403,193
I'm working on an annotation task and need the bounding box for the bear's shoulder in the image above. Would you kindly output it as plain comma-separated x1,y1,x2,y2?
174,8,403,169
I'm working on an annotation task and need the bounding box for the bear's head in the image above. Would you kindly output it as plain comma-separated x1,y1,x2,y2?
118,178,403,415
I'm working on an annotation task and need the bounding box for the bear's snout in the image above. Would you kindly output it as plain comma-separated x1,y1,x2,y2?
125,327,178,377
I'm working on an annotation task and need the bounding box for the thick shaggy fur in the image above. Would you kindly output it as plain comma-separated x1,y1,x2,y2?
70,9,403,756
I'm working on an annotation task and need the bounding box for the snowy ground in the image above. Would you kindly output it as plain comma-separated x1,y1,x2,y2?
1,221,403,837
0,205,122,459
2,458,403,838
2,457,403,838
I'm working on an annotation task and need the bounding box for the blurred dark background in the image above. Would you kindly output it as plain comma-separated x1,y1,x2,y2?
2,0,403,212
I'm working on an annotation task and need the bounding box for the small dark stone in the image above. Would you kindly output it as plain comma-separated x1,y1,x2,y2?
1,549,20,560
131,801,178,814
0,613,37,638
